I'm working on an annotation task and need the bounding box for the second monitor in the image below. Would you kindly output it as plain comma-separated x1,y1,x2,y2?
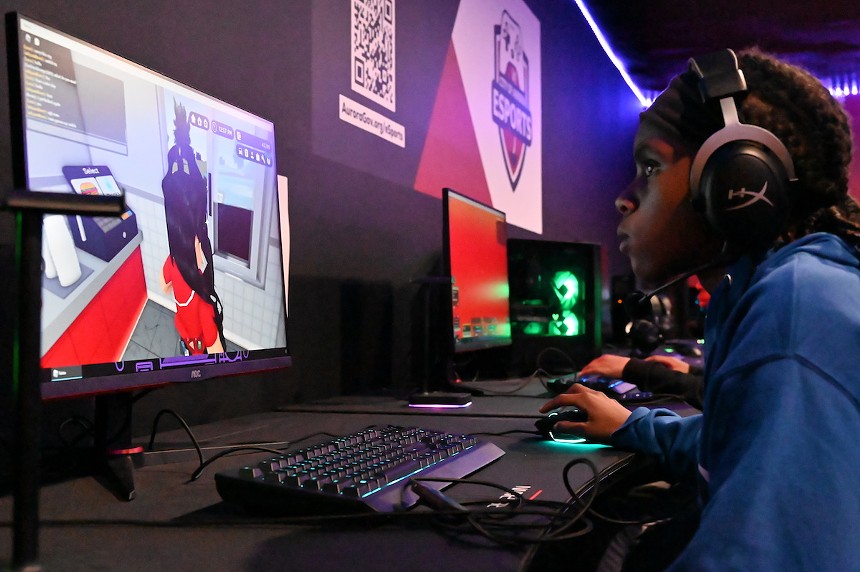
444,188,512,354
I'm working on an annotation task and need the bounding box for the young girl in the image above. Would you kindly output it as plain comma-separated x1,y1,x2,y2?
542,48,860,569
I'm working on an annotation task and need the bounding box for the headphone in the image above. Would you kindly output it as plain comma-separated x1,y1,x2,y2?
625,292,674,356
688,49,798,249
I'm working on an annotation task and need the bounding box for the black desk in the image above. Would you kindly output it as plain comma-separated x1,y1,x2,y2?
0,391,691,571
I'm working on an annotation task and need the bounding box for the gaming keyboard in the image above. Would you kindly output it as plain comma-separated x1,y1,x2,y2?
214,425,505,516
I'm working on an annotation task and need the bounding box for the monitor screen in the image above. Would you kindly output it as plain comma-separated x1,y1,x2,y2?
7,13,291,399
507,239,602,371
442,188,511,353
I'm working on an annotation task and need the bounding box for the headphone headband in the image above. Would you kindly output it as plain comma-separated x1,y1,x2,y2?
688,50,746,100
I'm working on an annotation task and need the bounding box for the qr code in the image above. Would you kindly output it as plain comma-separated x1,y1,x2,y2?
351,0,396,111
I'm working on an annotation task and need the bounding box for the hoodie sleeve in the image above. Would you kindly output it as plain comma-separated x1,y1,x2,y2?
622,358,705,409
665,357,860,571
610,407,702,482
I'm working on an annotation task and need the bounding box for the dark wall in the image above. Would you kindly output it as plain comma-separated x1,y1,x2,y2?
0,0,640,438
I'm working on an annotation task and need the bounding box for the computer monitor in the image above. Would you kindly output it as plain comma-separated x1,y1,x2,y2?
507,239,602,373
411,189,511,405
443,188,512,355
6,12,291,401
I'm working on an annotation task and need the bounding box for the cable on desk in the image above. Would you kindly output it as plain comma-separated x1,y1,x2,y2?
186,430,340,481
450,356,572,397
189,445,290,482
535,346,578,375
146,408,342,482
562,458,665,527
531,367,555,391
406,471,599,547
147,409,205,468
408,456,670,547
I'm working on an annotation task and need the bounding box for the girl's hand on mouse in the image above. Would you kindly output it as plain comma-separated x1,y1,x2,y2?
539,385,632,443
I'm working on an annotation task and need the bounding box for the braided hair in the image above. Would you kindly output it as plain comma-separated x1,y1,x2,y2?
735,48,860,246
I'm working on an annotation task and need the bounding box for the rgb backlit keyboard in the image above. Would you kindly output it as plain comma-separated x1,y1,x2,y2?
214,425,505,516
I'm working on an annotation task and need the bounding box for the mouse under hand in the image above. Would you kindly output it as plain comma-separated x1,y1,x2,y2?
535,407,588,442
539,384,635,443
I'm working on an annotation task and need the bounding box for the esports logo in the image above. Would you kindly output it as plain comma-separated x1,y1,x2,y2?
491,11,533,191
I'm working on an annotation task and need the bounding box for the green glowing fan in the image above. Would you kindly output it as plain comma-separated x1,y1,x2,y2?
550,271,584,336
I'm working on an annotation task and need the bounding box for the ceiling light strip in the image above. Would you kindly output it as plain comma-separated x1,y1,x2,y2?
827,74,859,98
572,0,652,107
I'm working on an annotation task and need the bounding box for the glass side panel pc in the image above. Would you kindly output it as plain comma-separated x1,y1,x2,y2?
506,238,602,342
6,13,291,399
442,188,512,353
506,238,603,374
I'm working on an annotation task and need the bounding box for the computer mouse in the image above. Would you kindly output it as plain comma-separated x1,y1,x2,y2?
676,344,703,358
665,341,703,358
534,407,588,441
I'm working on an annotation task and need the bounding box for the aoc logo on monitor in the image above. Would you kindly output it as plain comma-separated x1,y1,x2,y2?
491,10,533,191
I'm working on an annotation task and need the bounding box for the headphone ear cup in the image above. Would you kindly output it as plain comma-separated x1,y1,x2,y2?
687,50,796,249
628,319,663,355
694,139,791,247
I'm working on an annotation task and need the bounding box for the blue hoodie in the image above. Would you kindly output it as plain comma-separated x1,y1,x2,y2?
612,233,860,570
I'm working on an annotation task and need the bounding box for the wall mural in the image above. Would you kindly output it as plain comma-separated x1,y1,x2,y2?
312,0,543,234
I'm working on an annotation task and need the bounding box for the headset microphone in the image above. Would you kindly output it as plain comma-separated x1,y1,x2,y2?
625,257,724,355
634,233,732,305
636,258,724,306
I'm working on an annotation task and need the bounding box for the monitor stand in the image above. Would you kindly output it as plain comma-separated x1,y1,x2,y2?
92,393,143,501
91,391,296,499
408,391,472,407
408,276,476,408
408,357,473,407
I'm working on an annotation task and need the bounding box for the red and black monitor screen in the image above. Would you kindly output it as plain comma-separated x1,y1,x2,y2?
443,189,511,353
7,13,291,399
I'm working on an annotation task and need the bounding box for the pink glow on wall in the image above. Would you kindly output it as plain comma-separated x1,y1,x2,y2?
843,95,860,202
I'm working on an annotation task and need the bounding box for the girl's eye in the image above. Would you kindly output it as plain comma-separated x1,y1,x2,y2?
642,161,658,178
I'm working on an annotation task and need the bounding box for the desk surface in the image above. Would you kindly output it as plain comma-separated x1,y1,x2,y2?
0,392,690,571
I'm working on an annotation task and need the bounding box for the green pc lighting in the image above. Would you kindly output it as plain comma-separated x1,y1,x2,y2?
548,271,584,336
548,312,582,336
523,322,544,335
552,271,580,310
